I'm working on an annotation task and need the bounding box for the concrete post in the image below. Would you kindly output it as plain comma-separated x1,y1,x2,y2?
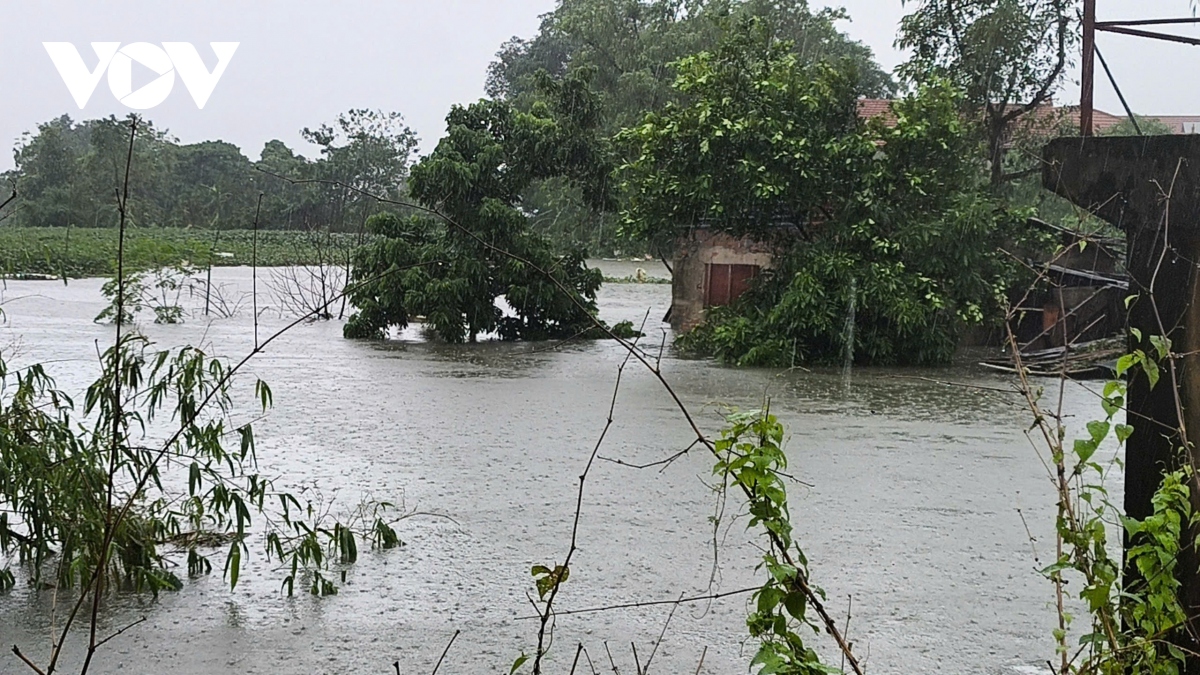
1044,135,1200,656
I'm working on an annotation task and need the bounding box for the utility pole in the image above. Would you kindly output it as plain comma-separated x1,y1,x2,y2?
1080,0,1096,136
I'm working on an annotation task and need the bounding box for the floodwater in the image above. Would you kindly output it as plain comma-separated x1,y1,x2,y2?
0,263,1116,675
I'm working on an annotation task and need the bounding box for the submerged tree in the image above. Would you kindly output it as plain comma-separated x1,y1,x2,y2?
343,74,622,342
621,24,1033,365
0,119,403,618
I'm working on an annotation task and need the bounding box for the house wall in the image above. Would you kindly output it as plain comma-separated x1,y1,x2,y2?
670,230,775,332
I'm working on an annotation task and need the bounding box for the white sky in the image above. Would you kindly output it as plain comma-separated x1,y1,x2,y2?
2,1,1199,171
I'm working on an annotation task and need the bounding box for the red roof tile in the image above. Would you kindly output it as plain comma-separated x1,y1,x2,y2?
857,98,896,126
859,98,1200,136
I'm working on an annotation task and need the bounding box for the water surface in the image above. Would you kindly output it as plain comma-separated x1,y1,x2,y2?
0,264,1112,674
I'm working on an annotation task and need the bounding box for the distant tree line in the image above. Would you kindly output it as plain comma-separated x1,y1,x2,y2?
2,109,418,233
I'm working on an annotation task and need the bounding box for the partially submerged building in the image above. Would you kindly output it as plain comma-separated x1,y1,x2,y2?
666,99,1152,337
667,228,774,331
1011,219,1127,350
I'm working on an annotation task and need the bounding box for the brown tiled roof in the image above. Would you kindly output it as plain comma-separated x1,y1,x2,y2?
1058,106,1124,134
857,98,896,126
1148,115,1200,134
858,98,1200,135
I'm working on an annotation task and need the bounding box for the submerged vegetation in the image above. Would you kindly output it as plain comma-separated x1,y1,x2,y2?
344,73,619,343
0,0,1074,366
0,335,398,598
7,2,1199,672
0,226,360,278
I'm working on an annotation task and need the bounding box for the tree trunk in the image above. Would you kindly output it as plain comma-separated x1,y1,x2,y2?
988,115,1006,188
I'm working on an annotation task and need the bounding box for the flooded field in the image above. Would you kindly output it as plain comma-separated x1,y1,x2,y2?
0,263,1112,674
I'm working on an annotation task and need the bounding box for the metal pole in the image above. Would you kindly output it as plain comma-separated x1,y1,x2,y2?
1094,45,1142,135
1081,0,1096,136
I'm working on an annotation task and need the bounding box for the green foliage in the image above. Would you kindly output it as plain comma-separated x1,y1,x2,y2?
0,333,397,597
490,0,893,124
531,563,570,600
297,109,421,233
1101,115,1175,138
96,263,198,325
713,410,831,674
524,177,644,259
487,0,894,256
1122,471,1191,672
623,27,1032,365
344,76,616,343
0,227,361,278
1026,330,1196,674
619,26,866,243
6,110,417,233
897,0,1073,114
897,0,1075,185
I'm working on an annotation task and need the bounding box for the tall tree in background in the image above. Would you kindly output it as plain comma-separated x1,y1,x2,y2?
490,0,894,125
897,0,1075,187
8,115,87,227
487,0,894,256
301,109,419,233
14,115,179,229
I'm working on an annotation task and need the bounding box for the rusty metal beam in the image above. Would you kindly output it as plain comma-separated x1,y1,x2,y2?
1097,17,1200,28
1096,24,1200,48
1080,0,1099,135
1094,45,1141,135
1081,4,1200,136
1081,0,1096,136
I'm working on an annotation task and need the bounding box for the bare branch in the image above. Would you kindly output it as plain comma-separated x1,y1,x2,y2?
641,593,684,675
430,630,459,675
515,585,760,620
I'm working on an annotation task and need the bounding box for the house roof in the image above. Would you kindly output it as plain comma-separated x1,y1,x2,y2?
1148,115,1200,133
860,97,1200,136
857,98,896,126
1056,106,1124,134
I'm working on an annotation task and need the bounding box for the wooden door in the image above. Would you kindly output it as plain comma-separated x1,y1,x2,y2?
705,263,759,307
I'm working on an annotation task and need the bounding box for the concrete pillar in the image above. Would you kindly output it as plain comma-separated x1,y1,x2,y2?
1044,136,1200,655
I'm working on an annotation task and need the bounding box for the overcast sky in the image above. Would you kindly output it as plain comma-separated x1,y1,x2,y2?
2,1,1199,171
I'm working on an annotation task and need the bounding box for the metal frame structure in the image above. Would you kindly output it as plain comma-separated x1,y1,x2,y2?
1081,0,1200,136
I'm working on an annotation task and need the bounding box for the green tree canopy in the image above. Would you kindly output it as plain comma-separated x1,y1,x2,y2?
7,111,419,233
897,0,1075,186
490,0,893,126
1101,115,1174,137
486,0,894,256
344,75,620,343
621,28,1032,365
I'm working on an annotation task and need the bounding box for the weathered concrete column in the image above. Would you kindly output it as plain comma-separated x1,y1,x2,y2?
1045,136,1200,655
